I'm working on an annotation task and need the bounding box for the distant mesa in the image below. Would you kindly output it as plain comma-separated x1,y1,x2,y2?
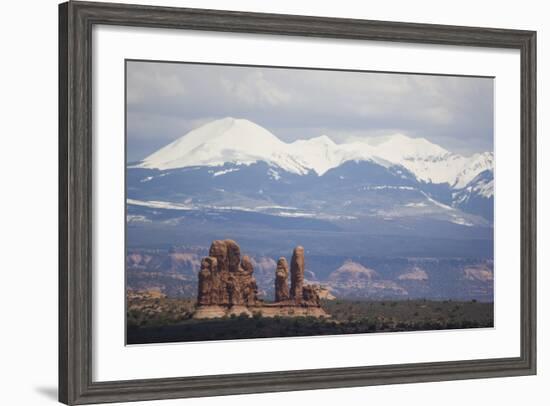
327,260,409,298
194,240,329,319
463,264,493,282
329,260,378,282
398,267,429,281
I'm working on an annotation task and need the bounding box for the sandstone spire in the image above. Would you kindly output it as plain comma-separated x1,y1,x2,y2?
290,246,305,303
197,256,217,305
275,257,290,302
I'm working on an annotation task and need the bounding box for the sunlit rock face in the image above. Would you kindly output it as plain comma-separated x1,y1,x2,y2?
197,239,258,307
195,241,326,319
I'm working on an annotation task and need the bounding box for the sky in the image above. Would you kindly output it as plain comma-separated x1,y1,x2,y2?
126,60,494,162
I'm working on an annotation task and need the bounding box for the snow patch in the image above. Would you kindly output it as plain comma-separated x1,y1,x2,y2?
212,168,240,177
127,199,193,211
126,214,151,223
450,215,474,227
361,185,416,191
420,191,453,210
405,202,427,208
140,176,154,183
268,168,281,180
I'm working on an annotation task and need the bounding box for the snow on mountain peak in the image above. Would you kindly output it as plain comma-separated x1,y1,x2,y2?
371,133,449,159
290,135,348,175
138,117,493,186
139,117,309,174
307,134,336,145
452,152,494,189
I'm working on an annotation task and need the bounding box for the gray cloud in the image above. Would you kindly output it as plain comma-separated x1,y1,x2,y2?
126,60,493,162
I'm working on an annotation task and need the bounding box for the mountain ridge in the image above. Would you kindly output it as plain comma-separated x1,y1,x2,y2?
136,117,493,189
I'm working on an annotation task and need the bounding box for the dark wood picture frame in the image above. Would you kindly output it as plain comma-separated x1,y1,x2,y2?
59,1,537,404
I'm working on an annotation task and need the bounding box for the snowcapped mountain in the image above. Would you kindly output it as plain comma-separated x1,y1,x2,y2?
129,117,494,229
452,170,494,221
139,118,310,174
137,117,493,190
289,135,351,175
451,152,494,189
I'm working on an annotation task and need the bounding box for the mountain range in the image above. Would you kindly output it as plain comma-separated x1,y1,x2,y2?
128,117,494,228
136,117,493,189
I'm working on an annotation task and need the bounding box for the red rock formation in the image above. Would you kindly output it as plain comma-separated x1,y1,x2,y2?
209,240,229,272
197,241,323,318
197,240,258,307
225,239,241,273
240,255,258,305
197,256,217,305
290,246,305,303
241,255,254,274
275,257,290,302
302,285,321,307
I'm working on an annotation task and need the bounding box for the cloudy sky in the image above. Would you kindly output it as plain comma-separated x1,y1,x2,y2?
126,60,494,162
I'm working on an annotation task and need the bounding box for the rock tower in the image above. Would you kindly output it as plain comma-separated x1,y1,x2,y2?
194,240,327,319
275,257,290,302
290,246,305,303
197,239,258,307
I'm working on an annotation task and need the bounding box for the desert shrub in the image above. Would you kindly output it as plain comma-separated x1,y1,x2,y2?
255,319,266,328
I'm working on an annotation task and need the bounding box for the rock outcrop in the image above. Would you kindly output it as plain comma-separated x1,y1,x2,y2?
275,257,290,302
195,241,326,319
197,256,218,305
290,246,305,303
302,285,321,307
197,239,258,307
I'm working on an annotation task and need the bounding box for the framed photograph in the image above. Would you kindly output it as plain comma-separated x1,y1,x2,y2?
59,1,536,404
